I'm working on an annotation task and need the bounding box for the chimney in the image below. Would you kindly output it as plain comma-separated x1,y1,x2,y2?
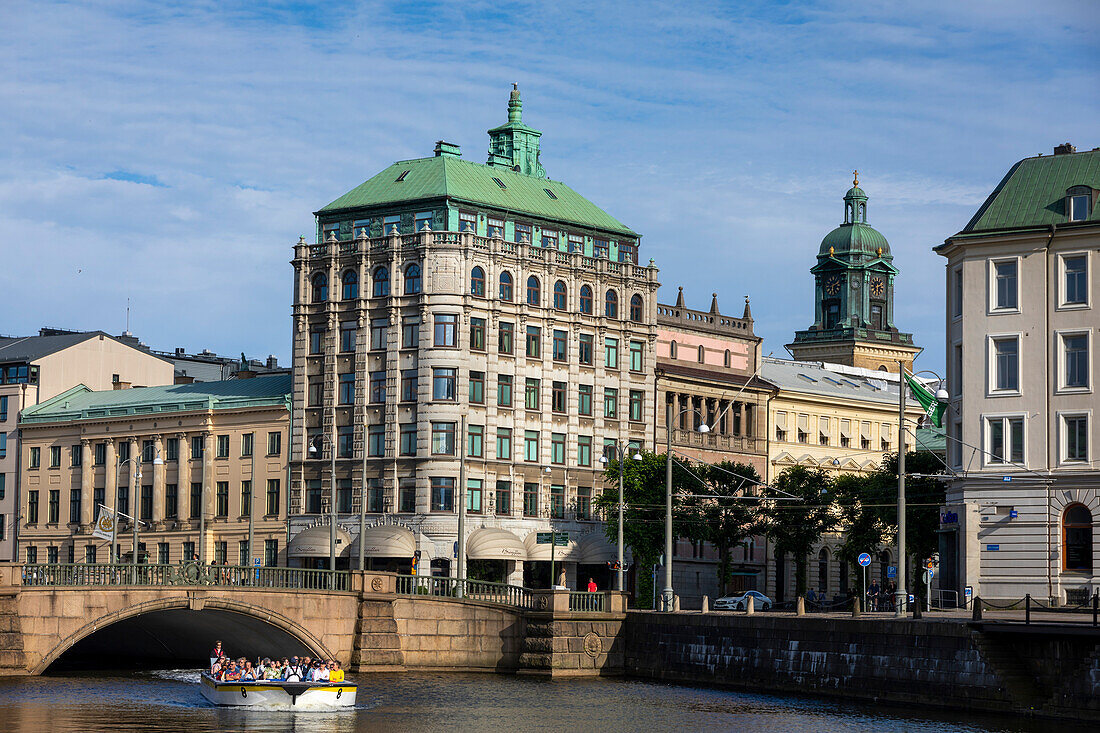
175,347,185,356
175,374,196,384
266,355,278,369
434,140,462,158
1054,142,1076,155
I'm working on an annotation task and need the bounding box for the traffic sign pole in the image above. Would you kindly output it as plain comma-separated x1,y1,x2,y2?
857,553,871,611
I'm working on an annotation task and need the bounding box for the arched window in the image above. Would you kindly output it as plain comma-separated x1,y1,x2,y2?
579,285,593,314
404,264,422,294
372,266,390,298
724,349,731,368
605,290,618,319
670,341,677,359
341,270,358,300
630,294,643,322
526,276,540,306
553,280,567,310
818,548,829,594
499,271,513,301
471,266,486,297
858,202,866,222
698,345,705,363
1064,504,1093,571
311,272,328,303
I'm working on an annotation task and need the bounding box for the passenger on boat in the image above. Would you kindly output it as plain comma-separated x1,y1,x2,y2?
262,660,281,680
222,662,241,681
309,661,329,682
328,661,344,683
240,661,256,681
284,657,304,682
209,640,223,670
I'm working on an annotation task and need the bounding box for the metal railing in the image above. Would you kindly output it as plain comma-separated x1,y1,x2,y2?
394,574,532,609
20,563,352,592
568,591,605,613
972,593,1100,626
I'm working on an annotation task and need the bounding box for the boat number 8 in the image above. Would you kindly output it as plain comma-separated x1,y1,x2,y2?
241,687,247,698
337,689,343,699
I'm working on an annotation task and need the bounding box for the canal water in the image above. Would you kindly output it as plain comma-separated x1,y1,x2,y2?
0,670,1084,732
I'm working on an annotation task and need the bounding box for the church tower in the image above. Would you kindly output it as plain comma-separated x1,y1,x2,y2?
787,173,920,372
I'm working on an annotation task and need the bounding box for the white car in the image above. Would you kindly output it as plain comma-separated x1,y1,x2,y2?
713,590,772,611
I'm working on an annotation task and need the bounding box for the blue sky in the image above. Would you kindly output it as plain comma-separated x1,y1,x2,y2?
2,1,1097,372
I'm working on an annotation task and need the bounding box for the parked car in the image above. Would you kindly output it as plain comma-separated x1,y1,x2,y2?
713,590,772,611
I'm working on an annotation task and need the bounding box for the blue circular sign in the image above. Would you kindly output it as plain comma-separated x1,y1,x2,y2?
857,553,871,567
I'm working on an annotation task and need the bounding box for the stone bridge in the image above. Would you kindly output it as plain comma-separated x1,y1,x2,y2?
0,563,627,677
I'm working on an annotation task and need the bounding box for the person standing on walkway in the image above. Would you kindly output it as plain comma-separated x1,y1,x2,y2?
587,578,597,593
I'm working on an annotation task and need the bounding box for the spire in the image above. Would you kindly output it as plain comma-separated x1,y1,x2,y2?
709,292,720,315
508,83,522,123
742,295,753,321
675,286,685,308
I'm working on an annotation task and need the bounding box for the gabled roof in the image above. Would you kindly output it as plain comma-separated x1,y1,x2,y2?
0,331,104,364
761,357,915,408
953,148,1100,237
20,375,291,424
317,155,636,237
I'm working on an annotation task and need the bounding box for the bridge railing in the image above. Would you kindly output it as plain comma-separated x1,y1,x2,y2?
20,563,351,592
394,574,532,609
568,591,605,613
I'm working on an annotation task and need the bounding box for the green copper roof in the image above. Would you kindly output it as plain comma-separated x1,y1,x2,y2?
845,186,867,199
958,148,1100,235
819,222,890,257
20,375,291,424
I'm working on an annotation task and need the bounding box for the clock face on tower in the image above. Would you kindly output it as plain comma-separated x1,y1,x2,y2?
870,277,885,297
824,276,843,296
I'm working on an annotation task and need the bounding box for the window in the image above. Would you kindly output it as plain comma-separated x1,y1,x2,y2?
311,272,328,302
239,482,250,518
567,233,583,253
797,414,809,444
579,285,593,314
1063,504,1092,571
496,428,512,460
526,276,541,305
118,442,130,462
191,483,202,519
604,388,618,419
953,267,963,318
216,435,229,458
264,539,278,567
353,218,370,238
1063,255,1087,305
459,211,477,232
499,322,514,354
605,337,619,369
339,321,356,352
401,369,418,402
414,211,432,232
552,381,566,413
605,290,618,318
818,416,830,446
49,446,61,468
370,371,386,403
402,316,419,348
306,480,322,514
499,271,514,301
577,486,592,520
724,349,731,368
525,378,540,410
553,280,567,310
1061,333,1089,389
399,478,416,513
524,431,539,462
630,340,644,372
775,412,787,441
466,425,484,458
619,243,637,263
404,264,422,294
629,390,644,422
267,431,281,456
266,479,280,516
1063,415,1089,463
630,294,643,322
308,380,324,407
341,270,358,300
29,447,40,469
431,422,456,455
368,424,385,457
27,490,39,524
1069,194,1090,222
338,425,354,457
578,385,593,416
579,334,594,365
310,328,325,354
339,373,356,405
839,420,851,448
165,483,178,519
94,443,106,465
399,423,417,456
526,326,541,358
432,367,457,400
470,266,486,297
670,340,678,359
241,433,254,458
69,488,81,523
551,433,565,465
552,330,567,361
987,416,1025,465
462,370,482,404
870,304,883,330
216,482,229,517
880,423,891,453
466,317,487,352
992,337,1019,392
0,395,5,421
993,260,1018,310
370,318,388,350
434,314,457,347
541,230,558,249
818,549,829,594
337,479,353,513
523,482,538,516
25,546,37,564
431,477,455,512
497,375,513,407
550,484,565,518
47,545,58,564
372,266,390,297
156,543,169,565
515,223,531,243
496,481,511,516
488,217,504,238
214,542,227,565
467,479,483,513
578,436,592,467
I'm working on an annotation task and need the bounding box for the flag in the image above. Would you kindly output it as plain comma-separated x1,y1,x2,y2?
905,372,946,428
92,507,117,542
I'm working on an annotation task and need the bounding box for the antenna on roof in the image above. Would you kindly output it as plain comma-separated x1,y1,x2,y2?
126,298,130,335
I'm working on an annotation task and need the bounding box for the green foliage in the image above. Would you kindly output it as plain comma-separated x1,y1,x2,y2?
762,466,839,594
681,461,763,595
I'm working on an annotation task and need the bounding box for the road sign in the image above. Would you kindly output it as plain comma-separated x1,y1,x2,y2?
922,569,934,584
887,565,897,579
253,558,261,566
857,553,871,567
536,532,569,546
986,544,1000,551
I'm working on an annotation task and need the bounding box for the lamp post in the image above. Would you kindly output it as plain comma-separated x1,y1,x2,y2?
114,456,140,566
308,434,337,577
600,445,643,592
664,406,710,611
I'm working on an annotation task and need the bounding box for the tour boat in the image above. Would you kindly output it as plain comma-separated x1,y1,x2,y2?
200,672,357,708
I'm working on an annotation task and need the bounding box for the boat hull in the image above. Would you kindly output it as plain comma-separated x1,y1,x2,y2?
200,673,357,708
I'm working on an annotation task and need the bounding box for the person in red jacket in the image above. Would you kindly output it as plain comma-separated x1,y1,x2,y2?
587,578,597,593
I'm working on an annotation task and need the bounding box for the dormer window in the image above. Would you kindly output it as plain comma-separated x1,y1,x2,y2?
1067,186,1093,222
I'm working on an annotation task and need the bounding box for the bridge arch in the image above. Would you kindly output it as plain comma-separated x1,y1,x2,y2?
34,594,337,675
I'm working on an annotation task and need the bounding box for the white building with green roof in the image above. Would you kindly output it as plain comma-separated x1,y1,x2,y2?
290,87,659,588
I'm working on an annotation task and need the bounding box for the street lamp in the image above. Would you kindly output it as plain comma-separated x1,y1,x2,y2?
664,407,710,611
600,445,643,592
308,434,338,576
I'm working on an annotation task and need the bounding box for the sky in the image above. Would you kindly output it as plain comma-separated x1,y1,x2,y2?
2,0,1098,373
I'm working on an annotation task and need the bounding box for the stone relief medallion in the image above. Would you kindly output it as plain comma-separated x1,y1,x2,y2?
536,596,549,610
583,632,601,658
371,577,384,592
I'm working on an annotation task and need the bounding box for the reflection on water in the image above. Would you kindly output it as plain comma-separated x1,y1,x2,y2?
0,670,1085,733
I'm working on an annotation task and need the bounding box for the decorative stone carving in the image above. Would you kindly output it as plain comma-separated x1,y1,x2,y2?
371,576,384,592
583,632,601,658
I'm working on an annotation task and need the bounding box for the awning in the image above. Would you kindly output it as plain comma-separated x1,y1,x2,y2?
840,420,851,438
860,421,872,439
349,525,417,558
466,528,527,560
523,531,578,561
288,526,353,558
818,416,830,437
797,414,809,431
775,411,787,430
573,532,618,564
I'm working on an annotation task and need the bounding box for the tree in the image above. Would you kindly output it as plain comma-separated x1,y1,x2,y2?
833,471,894,587
681,461,763,596
762,466,839,596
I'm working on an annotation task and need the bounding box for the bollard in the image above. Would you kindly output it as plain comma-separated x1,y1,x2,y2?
701,595,709,614
746,595,755,615
1093,593,1098,628
852,596,861,618
796,596,806,616
972,598,983,621
1025,593,1031,625
673,595,680,612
